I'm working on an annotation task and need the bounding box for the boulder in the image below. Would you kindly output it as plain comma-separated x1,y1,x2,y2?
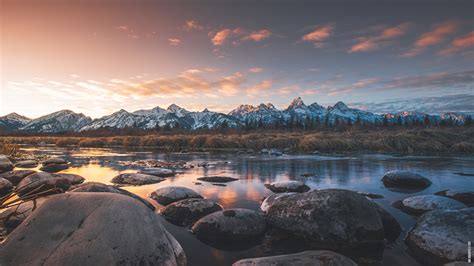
150,186,203,206
197,176,238,183
260,193,294,213
39,163,69,173
15,172,74,197
406,208,474,266
435,190,474,207
139,167,175,177
69,182,155,210
381,170,431,191
0,198,47,241
0,170,36,185
54,173,85,185
192,208,267,241
14,160,38,168
160,198,222,226
0,193,186,266
0,155,14,174
41,157,67,165
111,173,165,186
0,177,13,197
393,195,466,216
371,202,401,243
264,181,310,193
358,191,384,199
232,250,357,266
265,189,385,261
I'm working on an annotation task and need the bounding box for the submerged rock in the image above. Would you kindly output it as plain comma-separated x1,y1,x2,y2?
40,163,69,173
150,186,203,206
0,155,14,174
111,173,165,186
15,172,83,196
139,167,175,177
382,170,431,191
260,193,294,213
69,182,155,210
197,176,238,183
160,198,222,226
0,170,36,185
265,189,385,261
393,195,466,215
264,181,310,193
406,208,474,266
14,160,38,168
41,157,67,165
0,177,13,197
232,250,357,266
435,190,474,207
0,193,186,266
192,208,266,241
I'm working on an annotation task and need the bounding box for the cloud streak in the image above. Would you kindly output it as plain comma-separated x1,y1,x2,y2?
439,31,474,56
402,21,458,57
349,23,410,53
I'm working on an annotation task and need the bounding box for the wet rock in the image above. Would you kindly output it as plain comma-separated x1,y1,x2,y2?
0,198,47,241
111,173,165,186
69,182,155,210
371,202,401,243
406,208,474,266
41,157,67,165
435,189,474,207
192,208,267,241
40,163,69,173
393,195,466,216
264,181,310,193
15,172,74,197
54,173,85,185
0,193,186,266
232,250,357,266
0,155,14,174
139,167,175,177
160,198,222,226
197,176,238,183
358,191,384,199
381,170,431,191
265,189,385,261
0,177,13,197
260,193,294,213
150,186,203,205
0,170,36,185
14,160,38,168
452,172,474,177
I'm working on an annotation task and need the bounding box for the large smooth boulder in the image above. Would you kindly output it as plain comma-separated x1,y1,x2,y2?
69,182,155,210
192,208,266,241
41,157,67,165
160,198,222,226
371,202,401,243
150,186,203,206
139,167,175,177
197,176,238,183
14,160,38,168
260,193,294,213
15,172,81,196
40,163,69,173
232,250,357,266
54,173,85,185
0,177,13,197
0,198,47,241
0,155,14,174
111,173,165,186
393,195,466,216
266,189,385,261
264,181,310,193
0,170,36,185
382,170,431,191
406,208,474,266
435,190,474,207
0,193,186,266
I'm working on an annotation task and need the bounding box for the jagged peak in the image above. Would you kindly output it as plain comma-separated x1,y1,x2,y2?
288,97,305,108
2,112,30,120
202,108,210,112
167,104,188,113
332,101,349,110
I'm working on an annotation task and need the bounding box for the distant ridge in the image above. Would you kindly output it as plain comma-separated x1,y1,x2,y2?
0,97,471,133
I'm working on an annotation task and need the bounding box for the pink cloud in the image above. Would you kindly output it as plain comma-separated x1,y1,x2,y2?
242,30,272,42
349,22,410,53
439,31,474,56
302,24,333,42
402,21,458,57
210,28,272,46
248,67,263,73
246,80,273,96
211,29,233,45
168,38,181,46
183,20,204,31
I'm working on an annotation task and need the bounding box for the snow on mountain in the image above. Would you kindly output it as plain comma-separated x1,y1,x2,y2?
326,101,382,124
20,110,92,133
0,113,31,132
229,103,284,126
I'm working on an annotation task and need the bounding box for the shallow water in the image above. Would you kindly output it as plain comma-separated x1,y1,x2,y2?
16,147,474,266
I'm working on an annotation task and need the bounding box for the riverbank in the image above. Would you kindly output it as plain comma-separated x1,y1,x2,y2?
2,127,473,154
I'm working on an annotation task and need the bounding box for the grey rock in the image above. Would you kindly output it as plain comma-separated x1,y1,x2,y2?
358,191,384,199
0,170,36,185
371,202,401,243
232,250,357,266
150,186,203,206
264,181,310,193
197,176,238,183
39,163,69,173
393,195,466,216
139,167,175,177
192,208,266,241
0,155,14,174
54,173,85,185
260,193,294,213
382,170,431,190
0,177,13,197
266,189,385,261
0,193,186,266
0,198,47,241
41,157,67,165
15,172,76,196
111,173,165,186
14,160,38,168
406,208,474,266
69,181,155,210
160,198,222,226
435,189,474,207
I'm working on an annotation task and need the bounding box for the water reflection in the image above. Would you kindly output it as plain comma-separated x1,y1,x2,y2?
17,146,474,266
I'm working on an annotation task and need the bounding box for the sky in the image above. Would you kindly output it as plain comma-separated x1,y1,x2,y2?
1,0,473,118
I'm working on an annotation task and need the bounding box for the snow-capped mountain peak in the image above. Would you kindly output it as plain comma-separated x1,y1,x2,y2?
167,104,189,117
288,97,305,108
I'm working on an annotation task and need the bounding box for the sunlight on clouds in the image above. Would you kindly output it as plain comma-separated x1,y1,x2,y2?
439,31,474,56
402,21,458,57
349,23,410,53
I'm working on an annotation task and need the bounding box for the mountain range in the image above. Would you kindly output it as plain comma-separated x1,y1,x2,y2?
0,97,470,133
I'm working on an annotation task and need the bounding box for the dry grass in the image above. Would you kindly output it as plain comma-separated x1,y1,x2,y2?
3,127,473,153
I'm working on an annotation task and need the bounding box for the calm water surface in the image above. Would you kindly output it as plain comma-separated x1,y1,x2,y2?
18,146,474,266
